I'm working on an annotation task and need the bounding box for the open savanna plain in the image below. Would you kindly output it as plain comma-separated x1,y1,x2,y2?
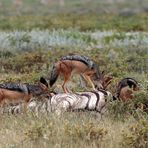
0,0,148,147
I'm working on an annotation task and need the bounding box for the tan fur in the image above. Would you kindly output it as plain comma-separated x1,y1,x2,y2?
0,89,31,108
0,89,31,113
0,89,30,102
119,86,134,101
56,60,96,93
0,78,50,111
102,75,113,90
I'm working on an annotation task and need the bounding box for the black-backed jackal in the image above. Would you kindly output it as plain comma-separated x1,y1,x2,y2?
49,55,104,93
0,77,50,110
114,77,140,101
2,75,113,115
4,77,141,115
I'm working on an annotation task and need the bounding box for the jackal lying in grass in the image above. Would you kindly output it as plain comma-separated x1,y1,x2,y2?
0,77,50,111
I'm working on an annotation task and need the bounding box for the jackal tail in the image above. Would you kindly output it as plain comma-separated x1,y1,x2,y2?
50,64,59,87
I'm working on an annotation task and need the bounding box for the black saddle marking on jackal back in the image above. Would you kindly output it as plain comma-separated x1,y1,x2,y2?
0,83,47,96
27,84,47,96
116,77,138,98
118,77,138,88
0,83,28,94
61,55,101,79
60,55,95,69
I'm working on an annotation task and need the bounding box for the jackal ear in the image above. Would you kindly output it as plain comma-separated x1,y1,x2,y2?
127,79,135,88
40,77,48,88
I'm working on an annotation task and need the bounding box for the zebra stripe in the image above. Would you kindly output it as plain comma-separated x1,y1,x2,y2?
78,94,91,110
1,90,112,115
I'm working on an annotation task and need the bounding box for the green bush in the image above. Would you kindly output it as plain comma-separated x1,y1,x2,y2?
108,91,148,120
0,51,48,73
0,14,148,31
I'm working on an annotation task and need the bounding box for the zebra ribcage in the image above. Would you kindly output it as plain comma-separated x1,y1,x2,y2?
1,91,111,115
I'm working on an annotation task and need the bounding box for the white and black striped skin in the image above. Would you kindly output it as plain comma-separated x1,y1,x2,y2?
1,90,112,116
2,78,140,115
1,97,50,115
0,91,57,115
50,90,112,114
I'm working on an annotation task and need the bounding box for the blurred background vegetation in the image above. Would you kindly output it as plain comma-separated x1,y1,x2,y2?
0,1,148,148
0,0,148,31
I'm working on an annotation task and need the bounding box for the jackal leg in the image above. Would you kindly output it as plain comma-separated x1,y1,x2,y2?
62,73,71,93
80,74,89,90
23,95,31,114
82,75,95,90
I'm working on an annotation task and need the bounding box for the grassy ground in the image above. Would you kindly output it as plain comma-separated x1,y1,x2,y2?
0,0,148,147
0,0,148,31
0,112,147,148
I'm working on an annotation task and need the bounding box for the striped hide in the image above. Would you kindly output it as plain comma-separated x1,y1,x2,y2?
1,98,50,115
51,90,112,114
1,90,112,115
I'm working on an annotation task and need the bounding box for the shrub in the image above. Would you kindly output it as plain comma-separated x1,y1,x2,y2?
121,120,148,148
108,91,148,120
63,122,108,147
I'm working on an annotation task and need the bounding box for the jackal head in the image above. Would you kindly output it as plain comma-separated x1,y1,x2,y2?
94,71,113,90
29,77,50,98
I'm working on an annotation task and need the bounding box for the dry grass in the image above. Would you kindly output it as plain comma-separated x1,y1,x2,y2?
0,112,147,148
